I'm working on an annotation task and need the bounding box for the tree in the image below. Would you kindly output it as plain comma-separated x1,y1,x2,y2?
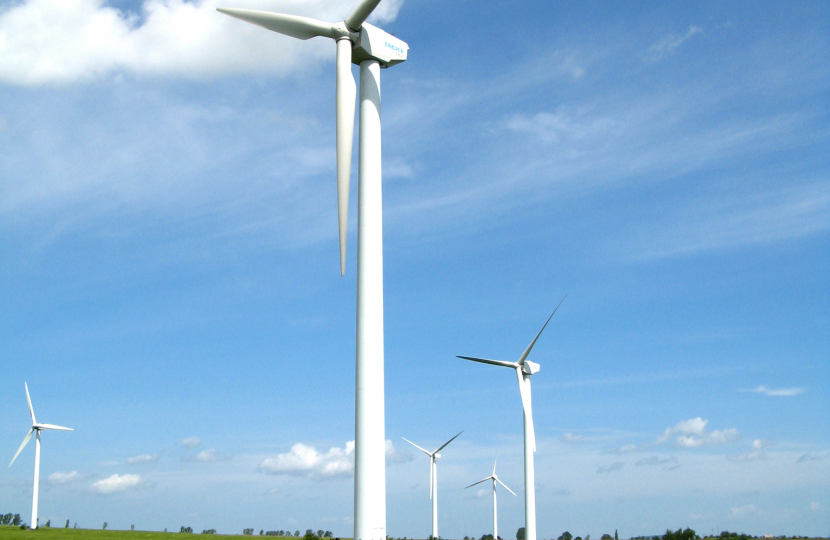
295,532,301,537
616,531,619,540
132,525,136,531
66,520,70,528
45,520,51,528
559,532,573,540
517,528,526,540
181,527,194,534
3,514,12,525
104,522,109,530
663,529,697,540
317,531,325,538
481,535,494,540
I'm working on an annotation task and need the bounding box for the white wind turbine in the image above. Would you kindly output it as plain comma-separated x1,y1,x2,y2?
457,297,565,540
465,460,516,540
216,3,407,540
401,431,463,539
9,383,73,530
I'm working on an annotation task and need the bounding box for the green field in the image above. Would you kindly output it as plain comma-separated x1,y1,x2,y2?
0,528,298,540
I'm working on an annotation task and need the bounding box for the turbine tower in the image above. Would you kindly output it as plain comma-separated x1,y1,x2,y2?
457,297,565,540
215,3,407,540
9,383,73,530
401,431,463,539
466,460,517,540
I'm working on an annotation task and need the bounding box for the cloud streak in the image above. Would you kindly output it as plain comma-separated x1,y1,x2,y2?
742,385,806,397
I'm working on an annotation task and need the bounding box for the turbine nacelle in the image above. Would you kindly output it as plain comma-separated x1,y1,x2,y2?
522,361,540,376
352,23,408,67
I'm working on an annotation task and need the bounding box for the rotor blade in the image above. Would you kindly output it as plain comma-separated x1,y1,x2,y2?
516,367,536,452
464,476,492,489
457,356,519,369
496,477,517,497
36,424,73,431
401,437,432,456
429,457,434,500
492,458,496,476
517,296,566,365
335,37,356,276
25,382,35,424
433,431,463,454
217,8,339,40
344,0,381,31
9,428,34,467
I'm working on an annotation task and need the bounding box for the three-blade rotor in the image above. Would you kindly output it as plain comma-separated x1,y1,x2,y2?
457,297,566,452
9,383,73,467
217,0,387,276
465,460,516,496
402,431,462,499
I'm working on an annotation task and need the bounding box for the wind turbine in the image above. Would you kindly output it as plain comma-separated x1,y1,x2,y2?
401,431,462,539
466,460,516,540
457,297,565,540
9,383,73,530
215,2,407,540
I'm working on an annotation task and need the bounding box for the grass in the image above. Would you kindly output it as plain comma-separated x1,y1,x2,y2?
0,527,291,540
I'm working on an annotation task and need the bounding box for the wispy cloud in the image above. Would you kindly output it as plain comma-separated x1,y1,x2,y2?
180,436,201,448
596,462,624,474
183,449,230,463
562,433,584,443
731,504,756,517
126,453,159,464
741,385,806,397
0,0,404,85
797,453,825,464
90,473,145,494
48,471,84,484
635,456,678,468
646,25,704,63
728,439,769,462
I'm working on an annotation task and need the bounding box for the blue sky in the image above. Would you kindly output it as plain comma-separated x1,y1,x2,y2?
1,0,828,537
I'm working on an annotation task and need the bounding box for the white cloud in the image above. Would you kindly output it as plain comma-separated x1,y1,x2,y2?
506,106,617,146
90,473,145,494
562,433,583,443
258,439,408,477
657,417,740,449
646,25,704,62
0,0,404,85
596,462,624,474
728,439,769,462
743,385,806,397
730,504,756,517
48,471,81,484
127,453,159,464
180,436,201,448
810,501,820,510
183,448,229,462
259,441,355,478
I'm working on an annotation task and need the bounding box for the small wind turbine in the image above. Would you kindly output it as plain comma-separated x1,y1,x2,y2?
466,460,517,540
457,297,565,540
9,383,73,530
401,431,462,539
216,3,408,540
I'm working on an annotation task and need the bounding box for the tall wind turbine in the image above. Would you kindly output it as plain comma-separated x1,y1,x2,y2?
457,297,565,540
215,3,407,540
401,431,462,539
465,460,516,540
9,383,73,530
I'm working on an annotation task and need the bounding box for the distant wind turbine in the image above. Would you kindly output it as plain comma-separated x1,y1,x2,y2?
401,431,462,539
215,3,409,539
9,383,73,530
466,460,516,540
457,297,565,540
